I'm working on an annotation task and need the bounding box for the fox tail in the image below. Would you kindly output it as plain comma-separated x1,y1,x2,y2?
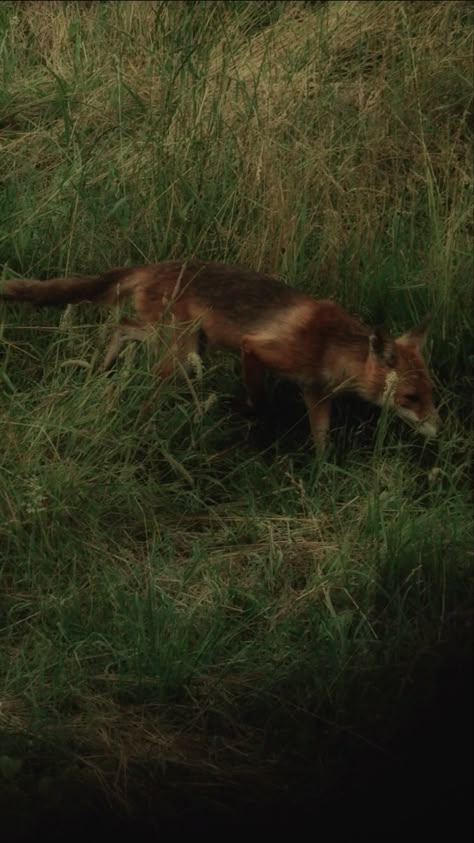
0,273,117,307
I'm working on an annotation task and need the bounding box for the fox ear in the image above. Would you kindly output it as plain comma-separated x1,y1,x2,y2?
369,327,397,368
397,315,430,350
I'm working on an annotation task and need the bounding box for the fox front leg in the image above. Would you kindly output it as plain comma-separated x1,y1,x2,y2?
237,344,267,416
303,386,332,452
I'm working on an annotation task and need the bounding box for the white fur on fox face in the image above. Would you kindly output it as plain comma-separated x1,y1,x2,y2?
396,406,421,426
395,406,439,438
417,420,439,438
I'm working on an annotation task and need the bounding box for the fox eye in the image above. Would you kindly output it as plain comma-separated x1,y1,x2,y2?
404,393,418,404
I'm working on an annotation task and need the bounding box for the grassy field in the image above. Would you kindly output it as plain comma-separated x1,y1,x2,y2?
0,0,473,836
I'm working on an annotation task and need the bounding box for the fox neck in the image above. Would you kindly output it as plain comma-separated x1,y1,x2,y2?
321,344,361,387
322,340,387,405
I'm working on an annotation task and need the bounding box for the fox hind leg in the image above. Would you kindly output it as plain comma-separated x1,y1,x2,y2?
102,306,202,378
101,317,150,370
156,323,202,379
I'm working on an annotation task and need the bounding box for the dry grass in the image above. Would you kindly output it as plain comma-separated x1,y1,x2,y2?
0,0,473,827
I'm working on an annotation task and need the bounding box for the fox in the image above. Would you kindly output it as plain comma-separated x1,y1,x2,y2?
0,259,440,448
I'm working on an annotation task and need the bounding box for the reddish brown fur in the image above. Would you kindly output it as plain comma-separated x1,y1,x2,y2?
0,260,440,447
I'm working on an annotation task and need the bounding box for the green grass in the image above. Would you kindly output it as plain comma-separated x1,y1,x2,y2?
0,0,473,828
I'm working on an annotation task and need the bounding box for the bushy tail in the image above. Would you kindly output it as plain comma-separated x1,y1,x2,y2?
0,273,117,307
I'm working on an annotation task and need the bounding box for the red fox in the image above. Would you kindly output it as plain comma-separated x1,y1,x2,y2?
0,260,440,448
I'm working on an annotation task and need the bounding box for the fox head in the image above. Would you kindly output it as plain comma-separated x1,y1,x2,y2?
366,320,440,437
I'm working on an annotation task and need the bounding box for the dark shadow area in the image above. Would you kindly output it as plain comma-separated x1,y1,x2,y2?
2,633,471,842
227,378,443,465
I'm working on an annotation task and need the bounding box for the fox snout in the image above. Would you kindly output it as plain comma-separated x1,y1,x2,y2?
396,405,441,438
416,410,441,439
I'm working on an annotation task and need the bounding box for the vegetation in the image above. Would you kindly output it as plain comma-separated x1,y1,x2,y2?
0,0,472,833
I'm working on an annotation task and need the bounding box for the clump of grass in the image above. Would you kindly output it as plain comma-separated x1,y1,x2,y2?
0,0,473,824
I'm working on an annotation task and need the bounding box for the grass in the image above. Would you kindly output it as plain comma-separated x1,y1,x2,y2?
0,0,473,833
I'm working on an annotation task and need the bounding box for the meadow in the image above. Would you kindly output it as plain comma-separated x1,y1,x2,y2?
0,0,472,835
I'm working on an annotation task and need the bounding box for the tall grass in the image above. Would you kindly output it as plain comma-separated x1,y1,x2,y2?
0,0,473,830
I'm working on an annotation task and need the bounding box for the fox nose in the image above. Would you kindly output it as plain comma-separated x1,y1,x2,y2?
420,411,441,438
